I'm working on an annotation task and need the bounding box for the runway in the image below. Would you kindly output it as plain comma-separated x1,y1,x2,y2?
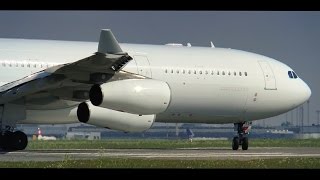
1,147,320,161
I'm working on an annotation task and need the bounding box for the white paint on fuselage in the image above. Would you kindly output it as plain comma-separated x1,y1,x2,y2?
0,38,311,124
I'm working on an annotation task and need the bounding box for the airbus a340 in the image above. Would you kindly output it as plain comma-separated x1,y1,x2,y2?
0,29,311,150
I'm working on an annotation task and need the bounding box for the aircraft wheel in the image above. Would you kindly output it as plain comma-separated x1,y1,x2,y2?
11,131,28,150
241,137,248,150
232,137,239,150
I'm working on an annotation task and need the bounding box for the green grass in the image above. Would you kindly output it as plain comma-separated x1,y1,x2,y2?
26,138,320,150
249,138,320,147
1,157,320,168
8,139,320,168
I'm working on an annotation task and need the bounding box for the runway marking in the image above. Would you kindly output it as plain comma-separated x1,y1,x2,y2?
1,148,320,161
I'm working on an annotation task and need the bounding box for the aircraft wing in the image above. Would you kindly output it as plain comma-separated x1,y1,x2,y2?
0,29,141,105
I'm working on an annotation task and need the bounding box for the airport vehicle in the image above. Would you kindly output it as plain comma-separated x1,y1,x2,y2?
0,29,311,150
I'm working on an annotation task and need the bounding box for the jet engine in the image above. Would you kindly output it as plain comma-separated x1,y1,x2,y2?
77,102,155,132
89,79,171,115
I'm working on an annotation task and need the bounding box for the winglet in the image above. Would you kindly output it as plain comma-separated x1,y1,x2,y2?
98,29,123,54
210,41,215,48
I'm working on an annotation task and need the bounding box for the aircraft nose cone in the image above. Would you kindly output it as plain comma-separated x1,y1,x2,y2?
303,82,312,102
297,80,311,105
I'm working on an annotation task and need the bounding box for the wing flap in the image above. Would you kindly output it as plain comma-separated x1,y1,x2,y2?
0,74,66,104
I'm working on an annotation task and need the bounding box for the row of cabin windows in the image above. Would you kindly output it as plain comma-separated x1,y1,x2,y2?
1,61,56,68
165,69,248,76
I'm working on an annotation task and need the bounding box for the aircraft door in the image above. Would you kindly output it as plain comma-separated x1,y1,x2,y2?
133,55,152,78
258,61,277,90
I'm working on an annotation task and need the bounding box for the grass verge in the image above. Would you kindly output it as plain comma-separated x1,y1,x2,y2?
1,157,320,168
27,138,320,150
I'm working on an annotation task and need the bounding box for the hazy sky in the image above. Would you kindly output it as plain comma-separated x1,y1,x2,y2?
0,11,319,126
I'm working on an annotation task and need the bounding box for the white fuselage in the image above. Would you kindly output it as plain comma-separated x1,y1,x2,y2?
0,38,311,124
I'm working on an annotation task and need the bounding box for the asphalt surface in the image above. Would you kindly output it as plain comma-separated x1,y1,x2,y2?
0,147,320,161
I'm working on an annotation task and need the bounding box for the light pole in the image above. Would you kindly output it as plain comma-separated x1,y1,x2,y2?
307,100,310,126
316,110,320,126
300,106,304,134
296,107,299,127
291,110,294,126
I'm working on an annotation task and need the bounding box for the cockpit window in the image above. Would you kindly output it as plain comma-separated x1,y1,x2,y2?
288,71,293,78
288,71,298,79
292,71,298,79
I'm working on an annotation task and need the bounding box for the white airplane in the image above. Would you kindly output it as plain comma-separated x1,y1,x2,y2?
0,29,311,151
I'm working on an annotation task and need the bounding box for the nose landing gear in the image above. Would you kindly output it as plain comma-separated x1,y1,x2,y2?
232,122,251,150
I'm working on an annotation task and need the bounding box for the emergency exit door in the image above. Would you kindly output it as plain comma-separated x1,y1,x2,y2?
134,55,152,78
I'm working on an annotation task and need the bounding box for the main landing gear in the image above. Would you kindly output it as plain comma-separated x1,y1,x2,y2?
0,130,28,151
232,122,251,151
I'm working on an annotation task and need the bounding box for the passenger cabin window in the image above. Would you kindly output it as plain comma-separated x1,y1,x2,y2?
245,72,248,76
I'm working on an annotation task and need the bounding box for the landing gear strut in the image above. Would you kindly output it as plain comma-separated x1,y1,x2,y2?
0,130,28,150
232,122,251,151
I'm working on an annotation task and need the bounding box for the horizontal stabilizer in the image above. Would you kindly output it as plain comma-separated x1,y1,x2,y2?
98,29,123,54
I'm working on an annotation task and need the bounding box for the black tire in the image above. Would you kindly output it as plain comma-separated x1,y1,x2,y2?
232,137,239,150
1,132,14,150
11,131,28,150
241,137,248,150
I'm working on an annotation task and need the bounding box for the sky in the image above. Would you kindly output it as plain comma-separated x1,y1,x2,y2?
0,11,319,127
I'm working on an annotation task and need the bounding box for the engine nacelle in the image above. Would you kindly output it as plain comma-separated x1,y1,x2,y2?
89,79,171,115
77,102,155,132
